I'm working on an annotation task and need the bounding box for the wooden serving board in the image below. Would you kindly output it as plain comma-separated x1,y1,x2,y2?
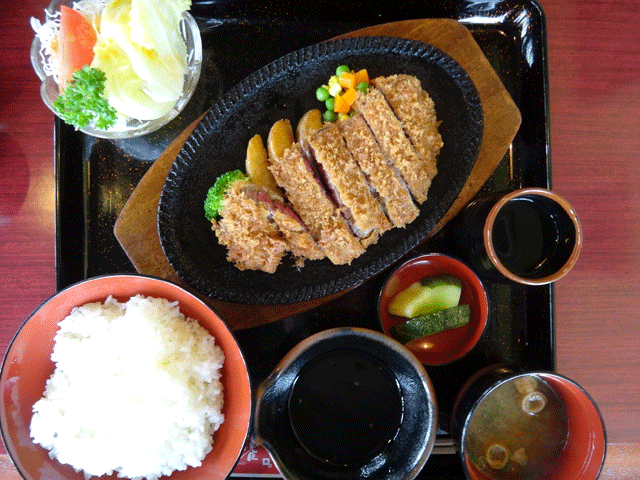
114,18,521,331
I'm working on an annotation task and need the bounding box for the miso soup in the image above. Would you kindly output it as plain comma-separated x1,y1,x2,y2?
464,374,568,479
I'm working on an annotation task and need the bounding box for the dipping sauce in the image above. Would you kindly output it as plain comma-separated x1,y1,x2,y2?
464,374,568,479
288,348,404,466
492,196,576,279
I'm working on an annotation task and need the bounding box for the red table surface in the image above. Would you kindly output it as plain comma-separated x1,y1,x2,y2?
1,0,639,478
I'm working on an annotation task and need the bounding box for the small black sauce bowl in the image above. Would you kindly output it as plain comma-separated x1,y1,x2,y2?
253,327,438,480
451,188,582,285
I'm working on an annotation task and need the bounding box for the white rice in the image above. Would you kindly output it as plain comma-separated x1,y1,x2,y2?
30,295,225,480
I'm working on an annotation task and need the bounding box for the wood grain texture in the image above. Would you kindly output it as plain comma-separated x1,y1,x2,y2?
542,0,640,447
1,0,639,476
113,18,520,331
0,2,57,377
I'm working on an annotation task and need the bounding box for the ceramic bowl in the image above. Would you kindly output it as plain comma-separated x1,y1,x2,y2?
254,327,437,480
451,366,606,480
30,0,202,139
379,253,488,365
0,274,251,480
453,188,582,285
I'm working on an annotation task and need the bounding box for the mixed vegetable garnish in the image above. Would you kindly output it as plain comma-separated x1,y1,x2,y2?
315,65,371,122
32,0,191,130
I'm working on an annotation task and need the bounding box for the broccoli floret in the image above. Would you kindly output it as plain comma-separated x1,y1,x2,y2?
204,170,248,221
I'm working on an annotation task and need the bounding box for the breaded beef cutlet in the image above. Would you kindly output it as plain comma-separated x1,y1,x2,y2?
211,180,289,273
267,143,365,265
373,74,442,183
209,74,444,273
240,182,326,263
338,113,420,228
266,203,325,263
306,122,392,246
354,87,433,204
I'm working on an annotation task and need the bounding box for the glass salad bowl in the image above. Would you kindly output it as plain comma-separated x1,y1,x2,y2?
30,0,202,139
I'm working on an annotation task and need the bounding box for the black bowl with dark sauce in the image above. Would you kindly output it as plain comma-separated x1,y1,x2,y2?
254,327,437,480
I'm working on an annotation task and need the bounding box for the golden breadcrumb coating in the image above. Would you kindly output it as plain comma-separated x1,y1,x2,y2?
211,181,288,273
308,123,392,245
338,114,419,228
241,181,326,262
271,208,325,261
373,74,442,183
267,143,364,265
354,87,432,203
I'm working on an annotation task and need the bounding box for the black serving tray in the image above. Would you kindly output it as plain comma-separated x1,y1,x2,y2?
54,0,551,477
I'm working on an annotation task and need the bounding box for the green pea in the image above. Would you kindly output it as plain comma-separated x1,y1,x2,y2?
316,86,330,102
356,81,370,94
335,65,350,76
325,97,335,112
323,110,337,122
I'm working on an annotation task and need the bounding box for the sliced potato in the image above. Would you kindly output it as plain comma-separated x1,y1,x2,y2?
296,109,324,143
245,134,282,196
267,119,295,162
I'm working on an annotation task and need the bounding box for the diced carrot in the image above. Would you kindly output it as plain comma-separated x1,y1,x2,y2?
341,87,358,107
354,69,369,85
338,71,356,90
333,93,351,114
58,6,97,93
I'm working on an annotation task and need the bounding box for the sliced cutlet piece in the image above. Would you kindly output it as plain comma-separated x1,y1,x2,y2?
354,87,432,204
271,204,326,263
373,74,442,183
307,123,392,246
338,113,420,228
243,184,326,262
267,143,365,265
211,180,288,273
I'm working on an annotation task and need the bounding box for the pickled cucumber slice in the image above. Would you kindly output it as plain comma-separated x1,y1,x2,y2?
390,304,471,344
387,275,462,318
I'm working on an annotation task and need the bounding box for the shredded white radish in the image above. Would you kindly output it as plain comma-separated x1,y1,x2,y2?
31,0,107,82
31,10,61,81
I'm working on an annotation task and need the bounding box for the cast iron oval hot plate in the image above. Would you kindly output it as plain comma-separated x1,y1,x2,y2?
158,36,483,304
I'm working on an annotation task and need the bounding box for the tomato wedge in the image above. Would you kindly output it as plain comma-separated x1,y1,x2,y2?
58,6,97,93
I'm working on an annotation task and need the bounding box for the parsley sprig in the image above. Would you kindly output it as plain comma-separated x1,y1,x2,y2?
54,66,118,130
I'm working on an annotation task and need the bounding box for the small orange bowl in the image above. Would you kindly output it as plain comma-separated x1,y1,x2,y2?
0,274,251,480
379,254,488,365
